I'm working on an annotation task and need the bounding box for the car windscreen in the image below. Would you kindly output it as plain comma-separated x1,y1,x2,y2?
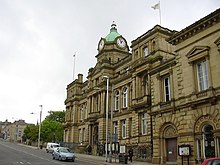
53,145,59,148
213,160,220,165
60,148,73,153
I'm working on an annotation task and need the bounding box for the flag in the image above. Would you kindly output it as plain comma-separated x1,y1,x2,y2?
151,1,161,25
151,2,160,10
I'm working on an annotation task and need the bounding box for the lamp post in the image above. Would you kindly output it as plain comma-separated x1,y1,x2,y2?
30,105,42,149
38,105,42,149
103,76,109,162
109,85,114,163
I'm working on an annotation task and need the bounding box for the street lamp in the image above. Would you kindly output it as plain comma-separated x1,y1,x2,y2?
109,85,114,163
31,105,42,149
103,76,109,162
38,105,43,149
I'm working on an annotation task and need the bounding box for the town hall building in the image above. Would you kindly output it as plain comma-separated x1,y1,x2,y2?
64,8,220,164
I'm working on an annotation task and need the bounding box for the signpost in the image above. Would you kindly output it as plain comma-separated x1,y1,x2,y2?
178,144,191,165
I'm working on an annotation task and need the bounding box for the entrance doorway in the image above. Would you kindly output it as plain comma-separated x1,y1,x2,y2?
166,138,177,162
203,125,215,158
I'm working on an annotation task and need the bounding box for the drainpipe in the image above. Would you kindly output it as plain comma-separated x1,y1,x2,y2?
148,72,153,158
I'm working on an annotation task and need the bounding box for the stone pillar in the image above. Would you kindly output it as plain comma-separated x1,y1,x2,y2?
88,124,92,145
132,77,136,101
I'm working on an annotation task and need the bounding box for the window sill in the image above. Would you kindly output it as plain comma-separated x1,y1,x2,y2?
160,101,171,108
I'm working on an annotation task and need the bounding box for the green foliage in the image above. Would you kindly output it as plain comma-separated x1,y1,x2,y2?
45,110,65,123
24,110,65,143
41,119,64,142
23,124,38,142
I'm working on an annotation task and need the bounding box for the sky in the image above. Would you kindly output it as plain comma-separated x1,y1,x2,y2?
0,0,219,124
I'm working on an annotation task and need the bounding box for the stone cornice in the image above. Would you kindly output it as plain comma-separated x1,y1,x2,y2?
148,58,176,75
168,8,220,45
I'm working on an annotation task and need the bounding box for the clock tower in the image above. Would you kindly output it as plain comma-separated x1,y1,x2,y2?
96,22,130,63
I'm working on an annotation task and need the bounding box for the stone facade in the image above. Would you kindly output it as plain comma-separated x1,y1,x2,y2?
0,119,27,142
64,8,220,164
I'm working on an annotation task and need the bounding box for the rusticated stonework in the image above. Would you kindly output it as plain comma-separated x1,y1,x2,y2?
194,108,220,133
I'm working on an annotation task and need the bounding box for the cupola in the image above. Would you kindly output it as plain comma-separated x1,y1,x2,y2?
105,22,121,42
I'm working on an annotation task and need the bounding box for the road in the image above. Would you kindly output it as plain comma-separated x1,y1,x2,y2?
0,140,100,165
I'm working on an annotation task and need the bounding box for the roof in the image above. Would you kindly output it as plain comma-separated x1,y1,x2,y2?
105,22,121,42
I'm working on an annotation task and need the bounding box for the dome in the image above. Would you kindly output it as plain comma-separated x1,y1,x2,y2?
105,22,121,42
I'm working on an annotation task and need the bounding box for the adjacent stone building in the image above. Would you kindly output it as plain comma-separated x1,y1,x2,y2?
64,8,220,164
0,120,11,139
0,119,27,142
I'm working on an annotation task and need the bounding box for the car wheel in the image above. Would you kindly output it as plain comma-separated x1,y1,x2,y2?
59,156,62,161
53,156,55,160
72,158,75,162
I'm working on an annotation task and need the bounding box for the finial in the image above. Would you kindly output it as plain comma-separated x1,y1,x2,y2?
112,21,116,28
110,21,117,32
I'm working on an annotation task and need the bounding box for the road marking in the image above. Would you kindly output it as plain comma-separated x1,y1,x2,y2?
0,142,62,164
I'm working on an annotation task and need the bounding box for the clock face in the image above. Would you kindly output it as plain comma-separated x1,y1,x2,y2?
99,39,105,51
117,37,126,48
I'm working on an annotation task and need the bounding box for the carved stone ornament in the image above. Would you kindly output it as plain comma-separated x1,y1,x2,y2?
164,126,177,138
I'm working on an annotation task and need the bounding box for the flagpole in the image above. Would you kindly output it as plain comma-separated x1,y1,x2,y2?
151,1,162,26
159,1,161,25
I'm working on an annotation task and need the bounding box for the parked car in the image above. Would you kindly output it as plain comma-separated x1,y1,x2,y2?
201,158,220,165
52,147,75,162
46,142,60,153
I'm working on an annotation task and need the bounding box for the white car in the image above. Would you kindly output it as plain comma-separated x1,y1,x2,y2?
46,142,60,153
52,147,75,162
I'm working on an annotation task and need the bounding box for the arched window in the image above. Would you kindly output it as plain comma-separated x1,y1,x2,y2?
115,90,120,111
123,87,128,108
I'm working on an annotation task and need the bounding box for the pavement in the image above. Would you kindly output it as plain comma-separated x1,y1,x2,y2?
75,153,155,165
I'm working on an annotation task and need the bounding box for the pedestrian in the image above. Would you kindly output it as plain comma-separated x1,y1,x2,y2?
128,148,133,162
86,145,92,155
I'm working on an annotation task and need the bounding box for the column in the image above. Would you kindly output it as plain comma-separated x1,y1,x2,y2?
215,136,220,157
202,133,206,160
132,77,136,100
196,138,201,162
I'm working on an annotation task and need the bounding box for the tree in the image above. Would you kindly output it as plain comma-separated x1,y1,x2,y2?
41,110,65,142
23,124,38,144
45,110,65,123
41,119,63,142
23,110,65,144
